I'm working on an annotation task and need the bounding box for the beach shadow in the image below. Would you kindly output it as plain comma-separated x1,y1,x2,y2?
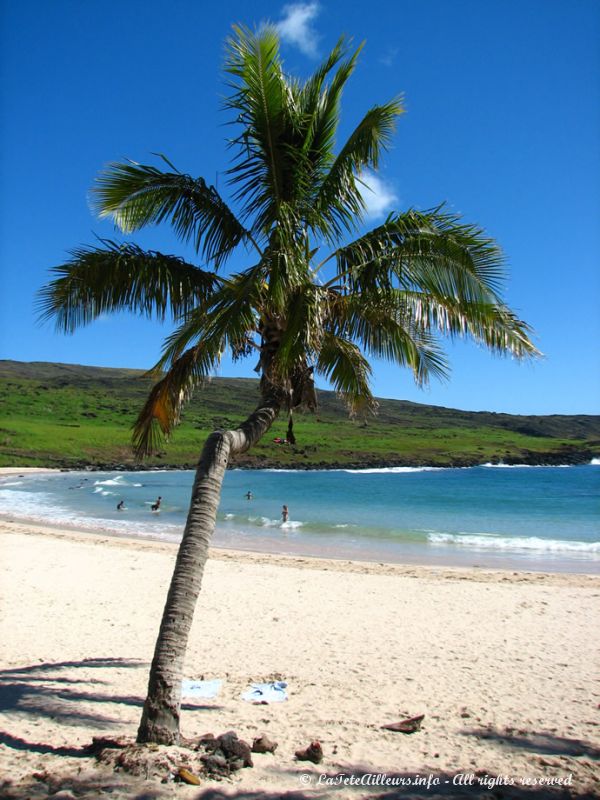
0,656,226,754
0,681,128,727
0,683,221,713
461,726,600,759
0,730,88,758
0,656,144,678
0,767,165,800
0,657,147,730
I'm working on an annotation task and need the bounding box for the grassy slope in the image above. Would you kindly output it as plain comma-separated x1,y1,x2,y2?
0,360,598,469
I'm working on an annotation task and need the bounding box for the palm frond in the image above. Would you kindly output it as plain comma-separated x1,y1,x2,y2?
132,342,222,457
37,240,220,333
396,291,540,358
329,207,507,305
271,283,328,377
91,160,254,267
315,332,375,414
224,25,289,232
326,291,449,385
297,39,361,172
155,266,264,371
311,99,404,241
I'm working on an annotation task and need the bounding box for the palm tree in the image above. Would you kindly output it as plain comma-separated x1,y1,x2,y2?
39,26,538,744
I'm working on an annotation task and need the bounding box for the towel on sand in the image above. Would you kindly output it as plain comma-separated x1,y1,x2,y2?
241,681,288,703
181,678,223,699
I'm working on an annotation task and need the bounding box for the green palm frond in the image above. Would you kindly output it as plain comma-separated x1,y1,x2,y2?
92,160,255,267
311,99,404,241
224,25,289,232
326,291,449,385
132,342,224,457
315,332,375,414
37,240,219,333
273,283,328,372
329,207,506,303
396,291,539,358
155,266,264,372
297,39,361,174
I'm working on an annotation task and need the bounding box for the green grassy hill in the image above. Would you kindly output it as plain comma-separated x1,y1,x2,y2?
1,360,598,469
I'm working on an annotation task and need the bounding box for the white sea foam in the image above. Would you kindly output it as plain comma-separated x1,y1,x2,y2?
0,488,182,540
93,488,116,497
591,458,600,466
0,480,24,486
281,520,303,530
481,463,571,469
261,469,307,473
343,466,442,474
0,488,67,519
257,466,443,474
247,515,303,529
428,531,600,554
94,476,132,486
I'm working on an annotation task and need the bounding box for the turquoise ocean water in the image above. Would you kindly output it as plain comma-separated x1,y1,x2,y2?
1,464,599,573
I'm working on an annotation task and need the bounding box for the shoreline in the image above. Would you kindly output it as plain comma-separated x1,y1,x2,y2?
1,520,599,798
3,517,599,586
2,451,599,473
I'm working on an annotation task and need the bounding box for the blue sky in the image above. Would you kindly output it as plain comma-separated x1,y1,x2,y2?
1,0,598,414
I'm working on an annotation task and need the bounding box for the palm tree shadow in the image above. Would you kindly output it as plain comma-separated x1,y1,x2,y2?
0,656,225,757
0,730,89,758
460,726,600,760
0,657,146,729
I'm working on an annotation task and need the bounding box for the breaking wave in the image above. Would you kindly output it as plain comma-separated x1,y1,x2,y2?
428,532,600,554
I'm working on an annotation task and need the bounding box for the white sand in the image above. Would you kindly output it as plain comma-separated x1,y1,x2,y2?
1,519,599,798
0,467,60,476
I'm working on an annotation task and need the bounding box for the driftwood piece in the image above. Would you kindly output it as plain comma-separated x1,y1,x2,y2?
381,714,425,733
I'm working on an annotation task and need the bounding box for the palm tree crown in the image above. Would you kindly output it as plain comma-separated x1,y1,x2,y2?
39,26,538,456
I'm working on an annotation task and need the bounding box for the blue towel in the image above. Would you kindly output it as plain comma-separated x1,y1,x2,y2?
241,680,288,703
181,678,223,699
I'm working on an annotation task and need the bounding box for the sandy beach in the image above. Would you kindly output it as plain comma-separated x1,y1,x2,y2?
1,516,599,799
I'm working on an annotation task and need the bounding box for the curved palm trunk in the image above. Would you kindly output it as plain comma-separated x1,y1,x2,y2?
137,397,280,744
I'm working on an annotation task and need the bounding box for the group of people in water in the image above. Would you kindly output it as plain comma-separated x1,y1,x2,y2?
116,496,161,512
116,491,290,523
246,490,289,523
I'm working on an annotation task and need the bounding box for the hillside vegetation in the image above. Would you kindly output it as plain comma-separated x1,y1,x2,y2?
0,360,598,469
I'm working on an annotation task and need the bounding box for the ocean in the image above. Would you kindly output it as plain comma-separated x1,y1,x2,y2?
1,463,599,573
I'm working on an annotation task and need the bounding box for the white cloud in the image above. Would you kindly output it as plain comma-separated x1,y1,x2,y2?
379,47,398,68
359,171,399,219
275,2,320,58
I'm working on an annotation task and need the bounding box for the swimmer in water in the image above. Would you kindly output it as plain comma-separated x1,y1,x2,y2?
281,504,289,523
117,500,125,511
151,496,162,511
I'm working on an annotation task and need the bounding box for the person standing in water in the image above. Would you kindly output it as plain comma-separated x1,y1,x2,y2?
281,505,289,523
245,491,253,500
151,496,162,511
117,500,125,511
